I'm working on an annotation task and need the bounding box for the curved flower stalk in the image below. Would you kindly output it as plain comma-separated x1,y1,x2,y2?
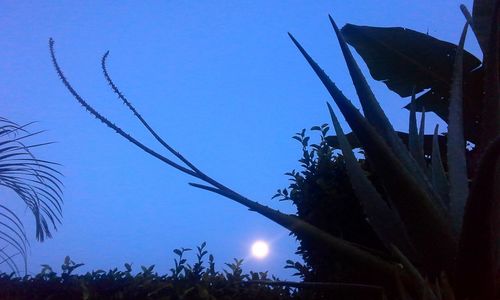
0,117,63,275
50,39,413,293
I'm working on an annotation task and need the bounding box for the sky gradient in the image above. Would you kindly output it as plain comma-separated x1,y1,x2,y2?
1,1,478,279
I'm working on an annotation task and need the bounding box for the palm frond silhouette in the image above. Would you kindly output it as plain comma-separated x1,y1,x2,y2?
0,117,63,275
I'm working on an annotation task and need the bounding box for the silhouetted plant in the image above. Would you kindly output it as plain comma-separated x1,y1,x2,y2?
274,126,389,282
0,243,386,299
50,1,499,299
51,39,403,294
287,1,498,297
277,4,496,285
0,117,63,275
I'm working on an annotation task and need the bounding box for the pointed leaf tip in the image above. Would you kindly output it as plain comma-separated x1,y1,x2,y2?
460,4,473,26
328,15,341,33
447,22,469,234
431,124,450,208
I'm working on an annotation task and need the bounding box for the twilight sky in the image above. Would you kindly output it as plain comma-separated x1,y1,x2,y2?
1,1,479,279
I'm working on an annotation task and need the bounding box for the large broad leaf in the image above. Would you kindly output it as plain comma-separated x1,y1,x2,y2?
340,24,481,97
341,24,484,142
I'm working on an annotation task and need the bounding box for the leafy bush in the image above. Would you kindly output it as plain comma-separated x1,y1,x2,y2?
274,126,388,282
0,243,385,300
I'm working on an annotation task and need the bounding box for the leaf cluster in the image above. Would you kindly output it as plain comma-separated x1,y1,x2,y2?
274,126,387,282
0,117,63,275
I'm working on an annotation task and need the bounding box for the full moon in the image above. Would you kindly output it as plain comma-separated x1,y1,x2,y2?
251,240,269,259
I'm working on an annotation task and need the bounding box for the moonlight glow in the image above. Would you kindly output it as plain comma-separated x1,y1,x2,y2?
251,241,269,259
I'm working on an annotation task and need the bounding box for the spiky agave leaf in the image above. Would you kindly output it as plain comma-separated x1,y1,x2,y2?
409,91,427,170
447,23,470,234
431,125,450,209
0,117,63,274
327,102,417,261
328,15,448,216
288,32,457,277
418,108,426,159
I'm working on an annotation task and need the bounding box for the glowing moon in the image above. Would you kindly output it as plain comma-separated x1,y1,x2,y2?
251,240,269,259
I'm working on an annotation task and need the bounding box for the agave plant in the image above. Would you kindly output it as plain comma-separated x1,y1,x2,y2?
0,117,63,275
288,1,499,299
50,1,498,299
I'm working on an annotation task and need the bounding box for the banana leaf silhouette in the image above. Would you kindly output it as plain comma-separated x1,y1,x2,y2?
340,24,485,143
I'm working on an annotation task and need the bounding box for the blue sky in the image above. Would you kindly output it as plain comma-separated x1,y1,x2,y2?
1,1,478,279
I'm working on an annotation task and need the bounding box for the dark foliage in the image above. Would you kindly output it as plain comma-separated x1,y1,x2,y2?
0,243,386,300
340,24,485,143
0,117,63,275
274,126,390,283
